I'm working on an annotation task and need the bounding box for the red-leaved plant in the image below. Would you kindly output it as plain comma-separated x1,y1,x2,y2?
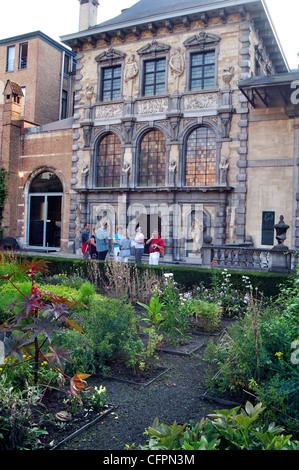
0,259,88,393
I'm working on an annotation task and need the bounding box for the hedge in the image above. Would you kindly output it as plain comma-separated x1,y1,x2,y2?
19,254,293,299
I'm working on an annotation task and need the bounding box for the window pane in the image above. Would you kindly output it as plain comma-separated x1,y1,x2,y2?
96,133,121,187
138,130,166,186
101,66,121,101
185,127,217,186
6,46,15,72
143,59,166,96
190,51,215,90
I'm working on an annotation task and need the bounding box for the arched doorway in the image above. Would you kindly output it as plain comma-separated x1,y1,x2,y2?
27,171,63,250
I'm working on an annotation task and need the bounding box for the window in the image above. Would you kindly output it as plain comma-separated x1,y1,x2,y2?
18,42,28,69
61,90,68,119
190,51,215,90
21,87,26,116
185,127,217,186
138,130,166,186
184,33,220,92
100,65,121,102
6,45,15,72
142,58,166,97
96,133,121,187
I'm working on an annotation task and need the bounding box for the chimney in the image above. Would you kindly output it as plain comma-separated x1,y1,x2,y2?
78,0,99,31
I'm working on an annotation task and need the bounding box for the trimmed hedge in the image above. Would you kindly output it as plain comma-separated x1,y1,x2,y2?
20,255,293,299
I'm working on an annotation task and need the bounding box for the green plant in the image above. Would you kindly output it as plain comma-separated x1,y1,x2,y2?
157,273,190,345
138,295,164,330
0,376,47,450
190,299,222,332
89,385,108,411
128,402,299,450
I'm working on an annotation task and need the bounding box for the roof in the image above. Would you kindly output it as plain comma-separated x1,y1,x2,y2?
238,70,299,109
99,0,245,27
61,0,288,73
4,80,24,96
238,70,299,88
0,31,75,56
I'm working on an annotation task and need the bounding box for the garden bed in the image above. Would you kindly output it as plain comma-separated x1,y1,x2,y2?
31,384,114,450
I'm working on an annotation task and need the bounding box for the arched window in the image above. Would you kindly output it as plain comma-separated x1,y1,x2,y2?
138,130,166,186
185,127,217,186
96,133,121,187
30,171,63,192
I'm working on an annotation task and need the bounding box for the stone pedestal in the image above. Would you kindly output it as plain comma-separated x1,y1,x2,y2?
268,249,291,273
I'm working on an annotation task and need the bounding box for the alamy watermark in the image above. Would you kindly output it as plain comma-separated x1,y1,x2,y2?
291,81,299,105
0,340,4,365
291,339,299,365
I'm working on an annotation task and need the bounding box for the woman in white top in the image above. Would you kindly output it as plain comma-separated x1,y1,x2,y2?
134,226,144,264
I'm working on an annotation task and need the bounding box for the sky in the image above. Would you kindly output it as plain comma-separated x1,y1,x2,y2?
0,0,298,69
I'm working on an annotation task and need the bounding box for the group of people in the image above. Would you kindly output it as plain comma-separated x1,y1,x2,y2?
81,223,165,265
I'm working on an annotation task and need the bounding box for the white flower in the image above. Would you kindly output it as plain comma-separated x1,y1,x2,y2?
164,273,174,278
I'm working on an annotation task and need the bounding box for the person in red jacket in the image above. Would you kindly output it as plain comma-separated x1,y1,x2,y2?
146,229,164,265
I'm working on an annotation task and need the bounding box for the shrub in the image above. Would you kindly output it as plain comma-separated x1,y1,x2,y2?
189,299,222,332
204,281,299,437
127,402,299,450
54,298,143,376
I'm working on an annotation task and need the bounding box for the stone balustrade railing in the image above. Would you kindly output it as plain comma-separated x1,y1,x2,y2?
200,245,298,274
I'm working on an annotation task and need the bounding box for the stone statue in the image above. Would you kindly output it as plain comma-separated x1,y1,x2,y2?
81,163,89,187
125,54,139,97
169,47,185,90
168,159,177,186
188,216,203,253
121,161,131,186
220,156,229,184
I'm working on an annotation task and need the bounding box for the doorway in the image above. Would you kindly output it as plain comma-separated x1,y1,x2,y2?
27,172,62,250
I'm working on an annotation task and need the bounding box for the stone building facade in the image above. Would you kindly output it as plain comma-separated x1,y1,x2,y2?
60,0,297,260
1,0,298,262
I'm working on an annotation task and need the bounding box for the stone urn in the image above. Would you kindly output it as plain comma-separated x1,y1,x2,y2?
273,215,289,251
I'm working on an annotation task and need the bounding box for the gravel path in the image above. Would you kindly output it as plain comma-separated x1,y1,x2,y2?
57,334,224,451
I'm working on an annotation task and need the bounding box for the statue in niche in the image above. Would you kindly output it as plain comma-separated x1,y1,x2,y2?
85,85,94,120
220,156,229,184
188,216,203,253
169,47,185,91
121,161,131,186
83,126,92,147
81,163,89,187
168,159,177,186
125,54,139,97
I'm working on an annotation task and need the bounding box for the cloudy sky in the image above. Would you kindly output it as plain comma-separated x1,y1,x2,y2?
0,0,298,69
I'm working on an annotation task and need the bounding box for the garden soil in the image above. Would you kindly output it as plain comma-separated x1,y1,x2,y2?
54,328,236,451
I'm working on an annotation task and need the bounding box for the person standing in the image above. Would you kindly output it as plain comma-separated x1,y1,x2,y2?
95,222,109,260
119,230,132,262
81,223,90,259
146,229,165,265
90,228,97,259
113,227,124,262
134,226,144,264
